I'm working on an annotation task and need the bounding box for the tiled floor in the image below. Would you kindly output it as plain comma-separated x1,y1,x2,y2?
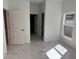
4,35,76,59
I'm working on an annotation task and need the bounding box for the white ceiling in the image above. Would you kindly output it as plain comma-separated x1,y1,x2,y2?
30,0,45,4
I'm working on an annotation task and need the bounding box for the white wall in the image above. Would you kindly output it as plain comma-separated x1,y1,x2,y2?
40,2,45,13
8,0,30,44
44,0,62,41
3,0,8,9
60,0,76,49
30,3,41,14
3,24,7,58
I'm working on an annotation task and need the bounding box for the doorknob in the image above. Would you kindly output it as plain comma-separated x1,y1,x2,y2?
21,29,24,31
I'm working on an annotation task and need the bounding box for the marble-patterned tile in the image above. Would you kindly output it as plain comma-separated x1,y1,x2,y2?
4,35,76,59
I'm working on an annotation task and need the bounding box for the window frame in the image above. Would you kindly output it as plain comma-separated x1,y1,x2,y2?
62,12,75,40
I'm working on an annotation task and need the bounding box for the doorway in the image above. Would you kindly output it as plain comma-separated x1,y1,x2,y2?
30,1,45,42
30,14,37,35
30,13,45,41
30,14,38,41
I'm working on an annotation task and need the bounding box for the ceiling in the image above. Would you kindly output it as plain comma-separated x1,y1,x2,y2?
30,0,45,4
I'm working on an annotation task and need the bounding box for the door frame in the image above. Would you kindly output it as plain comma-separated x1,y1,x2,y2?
41,13,45,39
3,9,9,45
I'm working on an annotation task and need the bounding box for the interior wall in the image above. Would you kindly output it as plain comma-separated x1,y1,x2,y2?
3,24,7,58
60,0,76,49
40,2,45,13
3,0,8,10
8,0,30,44
44,0,62,41
30,3,40,14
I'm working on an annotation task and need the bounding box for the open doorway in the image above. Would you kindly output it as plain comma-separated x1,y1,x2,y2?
30,14,40,41
30,14,38,41
30,14,44,41
30,0,45,42
30,13,45,41
30,14,37,35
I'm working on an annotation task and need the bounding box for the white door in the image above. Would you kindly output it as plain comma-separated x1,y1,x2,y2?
9,10,26,44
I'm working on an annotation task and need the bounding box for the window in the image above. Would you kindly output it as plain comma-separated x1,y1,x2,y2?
62,12,75,40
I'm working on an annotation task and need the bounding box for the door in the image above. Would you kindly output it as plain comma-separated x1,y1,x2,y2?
9,10,26,44
3,9,9,45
